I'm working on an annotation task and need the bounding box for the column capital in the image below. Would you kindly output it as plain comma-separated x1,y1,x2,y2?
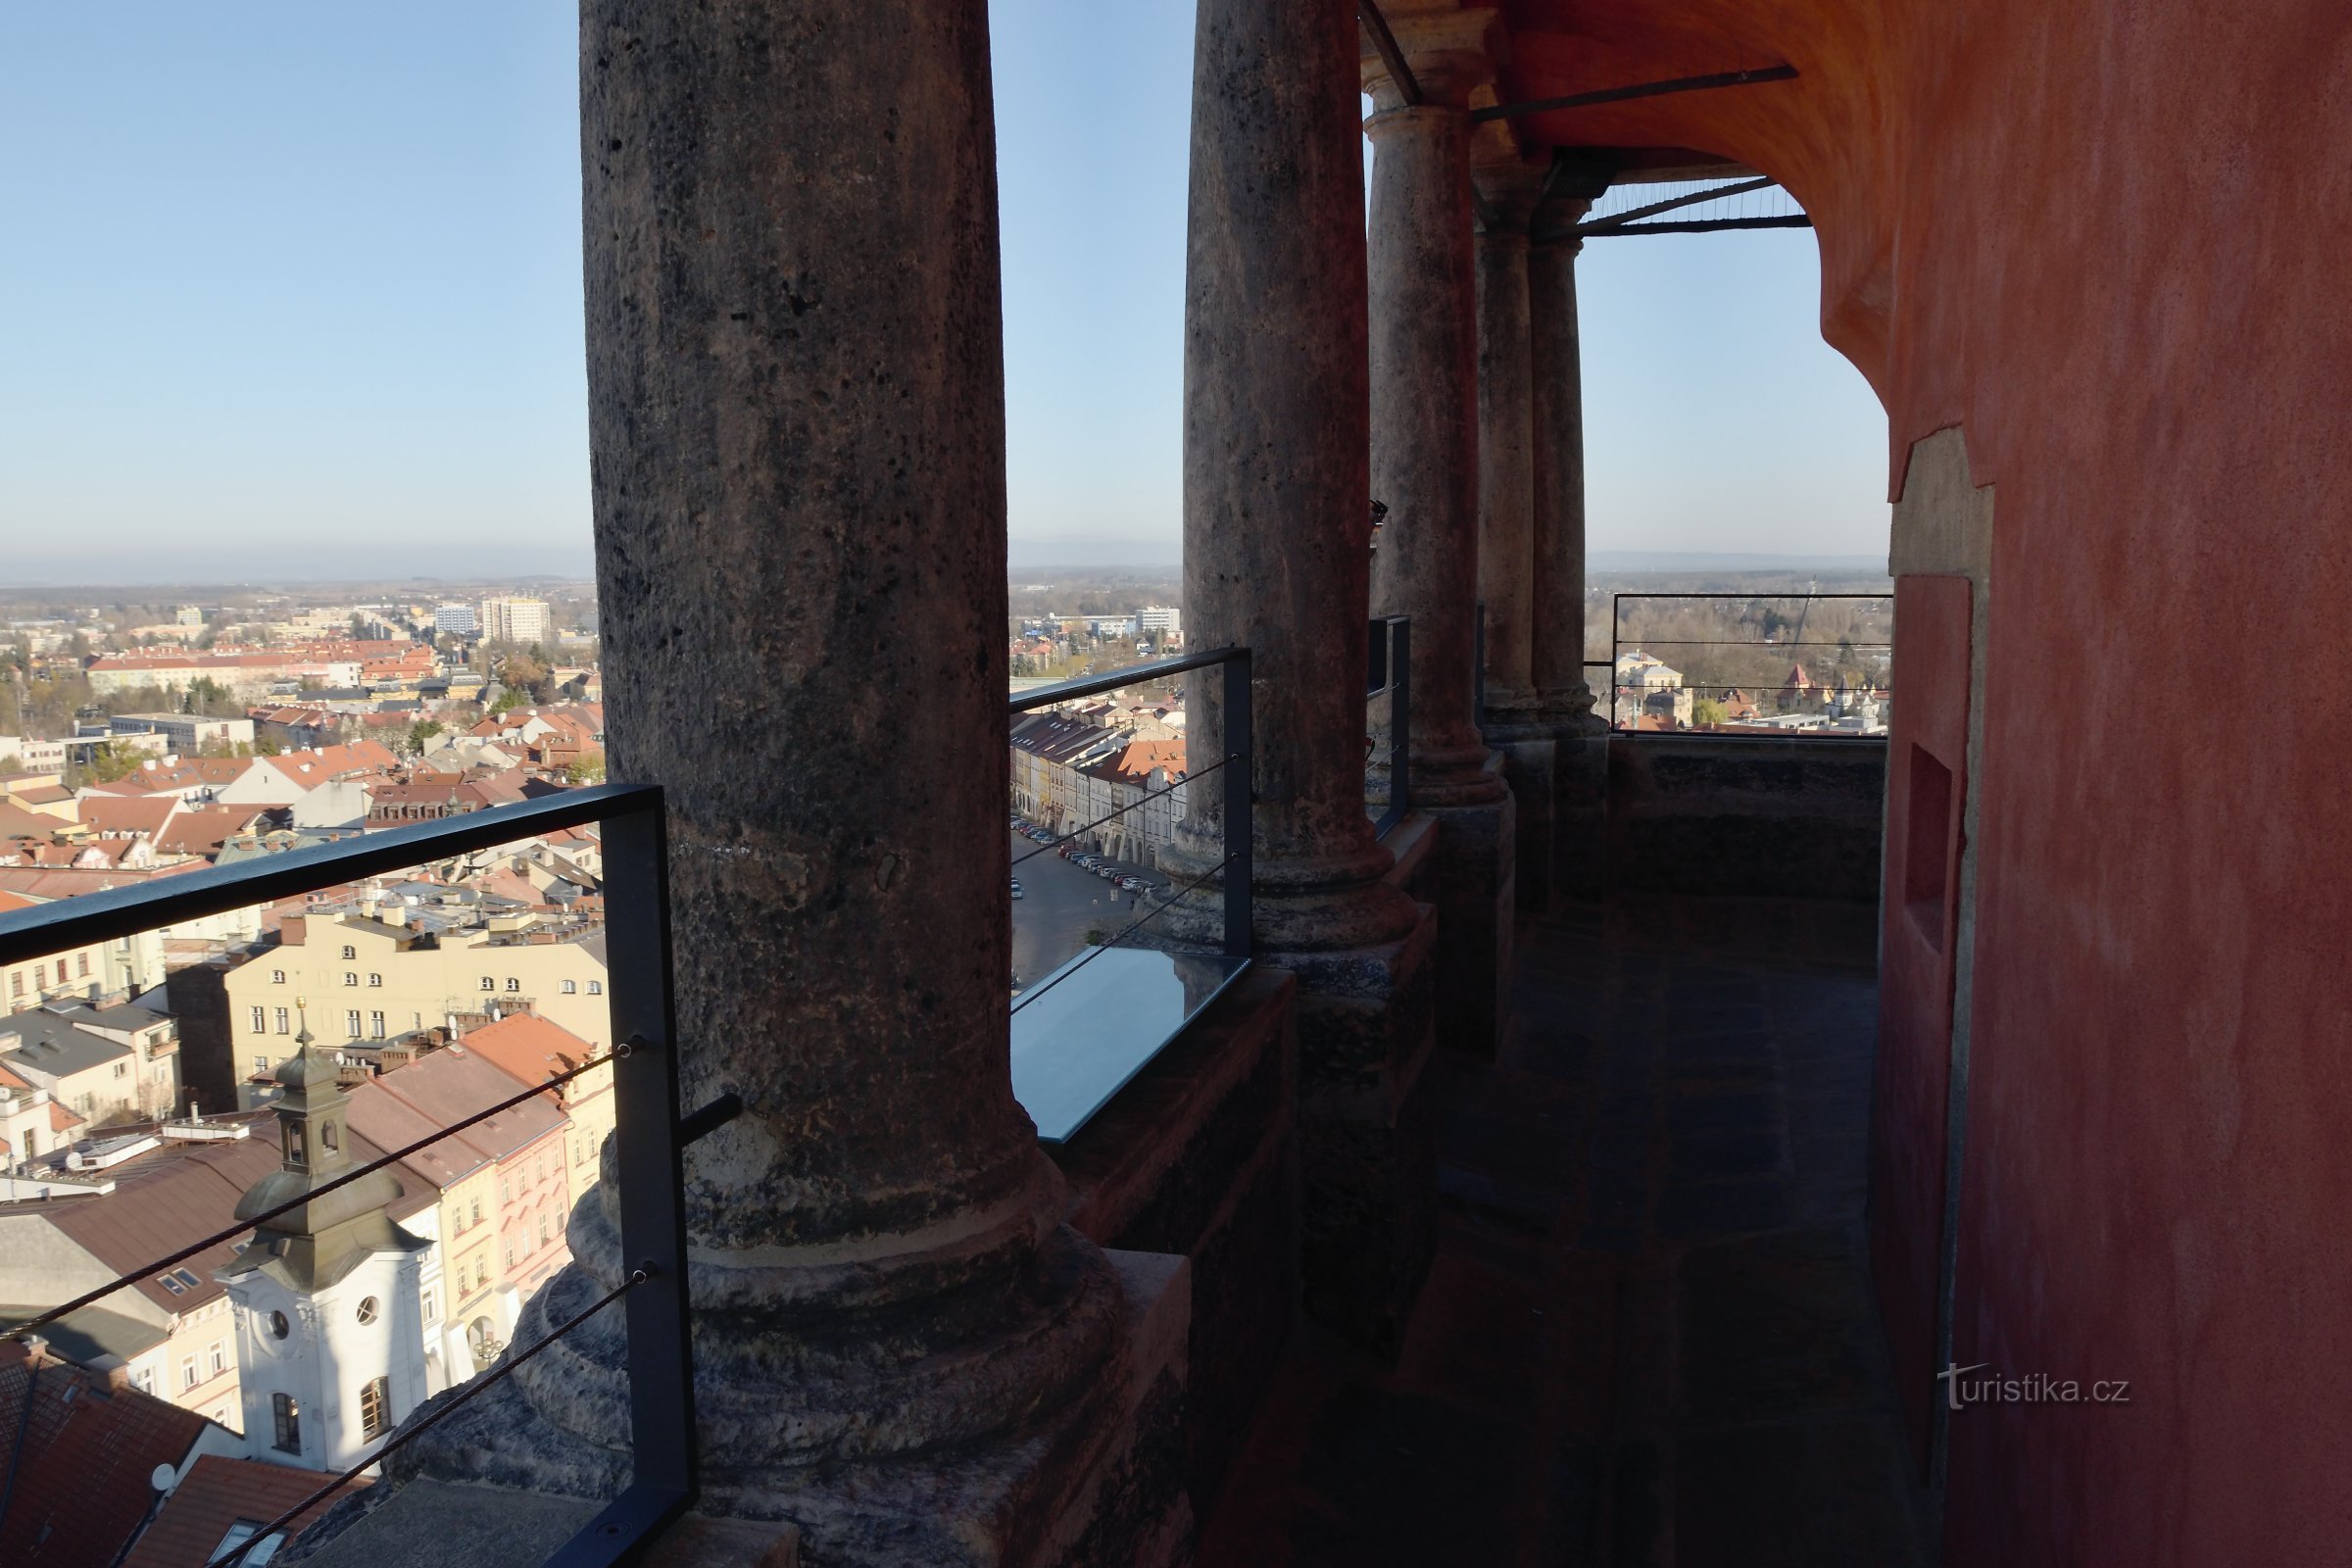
1472,156,1549,235
1360,5,1504,112
1531,151,1613,245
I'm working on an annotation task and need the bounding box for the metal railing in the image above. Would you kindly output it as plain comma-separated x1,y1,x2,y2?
1366,615,1412,837
1001,649,1254,1144
0,785,727,1568
1607,592,1892,738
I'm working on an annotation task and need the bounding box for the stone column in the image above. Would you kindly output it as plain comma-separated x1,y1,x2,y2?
1475,205,1536,713
392,4,1184,1560
1364,10,1516,1058
1171,0,1438,1357
1474,159,1560,910
1529,163,1614,899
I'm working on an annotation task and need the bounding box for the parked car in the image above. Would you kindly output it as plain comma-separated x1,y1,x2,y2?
1119,876,1148,892
1009,879,1024,900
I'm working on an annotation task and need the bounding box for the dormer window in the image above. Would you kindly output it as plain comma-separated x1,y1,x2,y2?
341,945,356,960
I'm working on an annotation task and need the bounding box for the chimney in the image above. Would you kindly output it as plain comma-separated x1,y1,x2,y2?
89,1353,133,1393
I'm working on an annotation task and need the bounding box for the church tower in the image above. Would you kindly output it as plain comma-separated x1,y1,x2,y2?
220,1016,429,1471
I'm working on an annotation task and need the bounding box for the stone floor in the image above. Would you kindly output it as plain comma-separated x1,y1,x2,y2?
1198,896,1930,1568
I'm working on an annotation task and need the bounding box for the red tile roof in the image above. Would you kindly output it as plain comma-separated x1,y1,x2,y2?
461,1012,603,1096
0,1345,218,1568
119,1453,357,1568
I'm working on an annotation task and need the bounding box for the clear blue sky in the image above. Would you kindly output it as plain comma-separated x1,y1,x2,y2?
2,1,1889,584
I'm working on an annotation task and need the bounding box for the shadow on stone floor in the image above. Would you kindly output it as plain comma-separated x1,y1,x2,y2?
1197,895,1929,1568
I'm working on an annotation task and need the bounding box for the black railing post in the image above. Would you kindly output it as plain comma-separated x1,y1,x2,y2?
1221,649,1253,961
1611,592,1624,731
543,791,696,1566
1392,616,1412,820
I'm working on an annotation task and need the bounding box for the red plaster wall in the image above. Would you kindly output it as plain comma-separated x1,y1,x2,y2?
1871,573,1971,1473
1504,3,2352,1560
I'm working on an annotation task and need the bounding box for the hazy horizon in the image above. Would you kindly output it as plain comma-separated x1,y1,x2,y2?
5,3,1891,571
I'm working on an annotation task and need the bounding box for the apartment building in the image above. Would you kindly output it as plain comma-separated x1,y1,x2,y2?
476,597,551,646
220,912,609,1106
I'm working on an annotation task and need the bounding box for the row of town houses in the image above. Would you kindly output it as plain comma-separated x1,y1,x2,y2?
1008,698,1189,867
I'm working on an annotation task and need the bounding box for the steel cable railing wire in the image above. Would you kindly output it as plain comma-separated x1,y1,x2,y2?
1008,753,1236,869
202,1268,648,1568
1009,851,1240,1017
4,1048,616,1345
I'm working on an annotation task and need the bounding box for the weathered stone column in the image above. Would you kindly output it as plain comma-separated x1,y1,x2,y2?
1169,0,1439,1357
1474,176,1538,716
1529,164,1614,899
386,4,1185,1561
1474,159,1561,910
1364,10,1516,1058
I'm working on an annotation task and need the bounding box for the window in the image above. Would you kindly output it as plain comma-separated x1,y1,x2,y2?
31,963,45,987
500,1179,511,1204
286,1127,307,1168
210,1341,226,1376
506,1244,517,1269
469,1197,483,1226
420,1287,436,1322
159,1271,188,1296
474,1256,489,1289
480,976,494,992
341,945,357,960
505,978,519,993
252,1054,268,1074
539,1212,552,1247
250,1006,267,1034
76,954,89,977
587,980,602,996
214,1522,284,1568
271,969,285,984
356,1296,379,1326
8,974,20,1000
319,1122,338,1153
181,1356,198,1390
131,1366,155,1395
368,973,382,987
360,1376,391,1440
346,1009,362,1038
272,1392,301,1453
274,1007,289,1034
114,1062,128,1079
344,972,358,987
270,1309,291,1339
369,1011,385,1039
561,979,576,995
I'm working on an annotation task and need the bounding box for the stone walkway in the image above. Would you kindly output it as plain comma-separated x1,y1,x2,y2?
1199,897,1929,1567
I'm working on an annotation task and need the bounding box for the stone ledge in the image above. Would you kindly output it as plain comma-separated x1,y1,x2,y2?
291,1482,800,1568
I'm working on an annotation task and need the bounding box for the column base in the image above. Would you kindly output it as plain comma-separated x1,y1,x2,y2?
1396,755,1516,1059
1552,728,1609,901
1261,892,1440,1363
1480,717,1556,911
314,1250,1192,1568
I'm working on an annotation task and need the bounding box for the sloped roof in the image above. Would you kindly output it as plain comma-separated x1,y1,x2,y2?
77,796,182,840
119,1453,357,1568
153,808,265,860
462,1012,602,1097
0,1345,216,1568
358,1046,567,1168
41,1129,285,1314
